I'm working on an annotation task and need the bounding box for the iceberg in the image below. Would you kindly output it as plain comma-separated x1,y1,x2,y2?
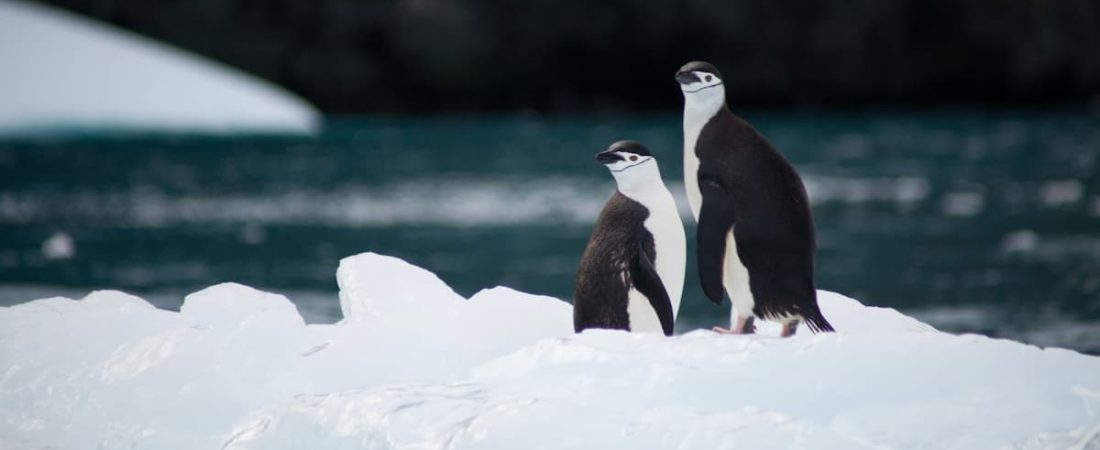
1,252,1098,449
0,0,318,134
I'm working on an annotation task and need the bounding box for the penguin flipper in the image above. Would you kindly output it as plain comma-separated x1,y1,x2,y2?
631,243,675,336
697,178,737,305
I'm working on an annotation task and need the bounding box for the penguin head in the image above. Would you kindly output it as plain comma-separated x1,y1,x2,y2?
676,61,726,111
596,141,662,189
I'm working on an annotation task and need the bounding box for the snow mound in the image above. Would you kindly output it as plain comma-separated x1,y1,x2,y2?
337,252,464,321
1,252,1098,449
0,0,318,135
182,282,305,329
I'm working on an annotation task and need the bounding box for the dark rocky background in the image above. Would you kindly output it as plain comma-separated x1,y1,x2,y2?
39,0,1100,113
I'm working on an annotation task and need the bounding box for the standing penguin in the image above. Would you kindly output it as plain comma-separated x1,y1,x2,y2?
675,61,833,337
574,141,686,336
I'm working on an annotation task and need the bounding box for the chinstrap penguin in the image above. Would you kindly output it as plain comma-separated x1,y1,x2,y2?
574,141,686,336
676,60,833,337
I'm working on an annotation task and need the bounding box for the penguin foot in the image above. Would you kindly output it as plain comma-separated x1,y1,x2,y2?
780,320,800,338
713,316,756,334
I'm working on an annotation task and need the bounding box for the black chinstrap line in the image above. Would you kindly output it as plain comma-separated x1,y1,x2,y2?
609,156,655,172
681,82,724,94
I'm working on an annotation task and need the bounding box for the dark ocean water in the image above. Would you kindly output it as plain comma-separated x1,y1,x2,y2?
2,110,1099,353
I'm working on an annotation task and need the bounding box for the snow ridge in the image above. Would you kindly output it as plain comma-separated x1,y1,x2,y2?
1,252,1098,449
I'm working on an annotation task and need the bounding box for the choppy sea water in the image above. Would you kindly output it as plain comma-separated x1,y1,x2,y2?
1,110,1099,353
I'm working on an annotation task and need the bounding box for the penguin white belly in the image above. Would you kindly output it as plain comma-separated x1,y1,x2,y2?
644,199,686,320
723,229,755,324
683,134,703,220
626,287,663,333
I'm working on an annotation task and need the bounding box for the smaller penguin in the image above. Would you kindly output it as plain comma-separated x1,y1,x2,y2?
574,141,686,336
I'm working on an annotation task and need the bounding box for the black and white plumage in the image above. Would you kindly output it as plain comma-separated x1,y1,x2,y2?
574,141,686,336
676,61,833,337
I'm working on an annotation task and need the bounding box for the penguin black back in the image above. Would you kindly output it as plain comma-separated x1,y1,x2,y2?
695,106,833,332
574,192,674,335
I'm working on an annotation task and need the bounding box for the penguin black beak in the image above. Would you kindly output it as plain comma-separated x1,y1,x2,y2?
596,150,623,164
675,71,700,85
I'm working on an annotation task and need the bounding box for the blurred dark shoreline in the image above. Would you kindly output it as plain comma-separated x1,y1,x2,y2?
40,0,1100,113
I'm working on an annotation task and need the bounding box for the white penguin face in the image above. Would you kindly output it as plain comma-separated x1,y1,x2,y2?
677,70,723,95
676,62,726,117
596,141,663,193
597,150,654,174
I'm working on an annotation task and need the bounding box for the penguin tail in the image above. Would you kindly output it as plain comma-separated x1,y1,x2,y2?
803,310,835,333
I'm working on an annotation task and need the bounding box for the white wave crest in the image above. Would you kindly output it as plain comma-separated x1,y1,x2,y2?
0,175,937,228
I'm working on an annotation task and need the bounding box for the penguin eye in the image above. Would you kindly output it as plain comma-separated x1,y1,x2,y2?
630,155,638,161
705,74,713,82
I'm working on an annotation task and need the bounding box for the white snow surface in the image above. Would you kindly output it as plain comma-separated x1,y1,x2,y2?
0,0,318,134
1,252,1099,449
